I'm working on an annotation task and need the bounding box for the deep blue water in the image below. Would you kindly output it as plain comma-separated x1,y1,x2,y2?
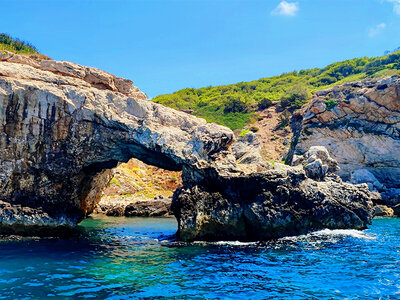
0,216,399,299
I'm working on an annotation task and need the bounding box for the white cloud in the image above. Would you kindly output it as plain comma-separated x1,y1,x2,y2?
385,0,400,15
368,23,387,38
271,1,299,17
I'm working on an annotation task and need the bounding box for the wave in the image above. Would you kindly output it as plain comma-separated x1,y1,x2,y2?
281,228,376,242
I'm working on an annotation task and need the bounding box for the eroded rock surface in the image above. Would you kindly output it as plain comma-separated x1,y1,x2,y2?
294,77,400,186
0,53,377,240
172,168,376,241
292,76,400,206
0,53,234,230
95,195,172,217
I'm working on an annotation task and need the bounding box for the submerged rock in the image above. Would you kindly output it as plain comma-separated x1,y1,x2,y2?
0,53,377,240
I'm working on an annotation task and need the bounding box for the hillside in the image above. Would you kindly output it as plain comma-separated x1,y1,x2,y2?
153,52,400,130
101,158,182,202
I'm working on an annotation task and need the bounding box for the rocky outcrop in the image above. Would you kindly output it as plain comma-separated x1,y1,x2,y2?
232,132,263,164
292,76,400,206
373,205,394,217
292,146,340,180
0,52,234,229
125,198,171,217
172,169,376,241
0,52,377,240
95,195,172,217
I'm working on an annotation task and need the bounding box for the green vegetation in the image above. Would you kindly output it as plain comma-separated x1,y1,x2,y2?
324,99,337,111
239,129,251,137
153,51,400,130
0,33,38,54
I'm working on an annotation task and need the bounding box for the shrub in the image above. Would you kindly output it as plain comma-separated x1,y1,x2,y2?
324,99,337,111
258,97,273,109
280,85,311,109
0,33,38,54
223,95,249,113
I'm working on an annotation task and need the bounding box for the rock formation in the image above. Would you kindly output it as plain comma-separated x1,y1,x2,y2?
95,195,173,217
292,76,400,206
172,169,376,241
0,51,377,240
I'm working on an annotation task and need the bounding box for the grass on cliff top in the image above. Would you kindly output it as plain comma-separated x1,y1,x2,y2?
0,33,39,55
153,51,400,130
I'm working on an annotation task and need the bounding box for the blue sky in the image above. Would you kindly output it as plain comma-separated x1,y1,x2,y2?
1,0,400,97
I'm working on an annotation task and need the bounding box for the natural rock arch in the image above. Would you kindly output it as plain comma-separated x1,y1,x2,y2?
0,53,376,240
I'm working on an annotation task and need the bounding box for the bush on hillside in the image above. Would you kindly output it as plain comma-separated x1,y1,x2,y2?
223,95,249,113
153,50,400,130
0,33,38,54
280,85,311,109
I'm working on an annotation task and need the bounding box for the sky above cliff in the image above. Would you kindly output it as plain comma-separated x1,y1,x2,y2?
1,0,400,97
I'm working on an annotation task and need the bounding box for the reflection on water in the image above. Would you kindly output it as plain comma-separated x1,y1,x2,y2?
0,216,399,299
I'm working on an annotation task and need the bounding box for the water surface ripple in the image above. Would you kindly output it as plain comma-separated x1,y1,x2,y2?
0,216,399,299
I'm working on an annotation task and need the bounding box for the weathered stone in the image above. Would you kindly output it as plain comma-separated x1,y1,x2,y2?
105,205,125,217
373,205,394,217
0,51,145,98
0,57,377,240
351,169,384,192
172,171,374,241
304,158,328,180
392,204,400,216
382,188,400,206
232,132,263,164
293,76,400,189
125,199,171,217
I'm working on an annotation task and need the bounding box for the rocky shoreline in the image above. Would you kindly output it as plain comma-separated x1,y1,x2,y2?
0,51,396,241
94,195,173,217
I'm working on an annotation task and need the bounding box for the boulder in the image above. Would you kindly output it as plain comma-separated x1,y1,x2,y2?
373,205,394,217
125,199,171,217
304,158,329,180
292,146,339,174
351,169,384,192
232,132,263,164
304,146,340,172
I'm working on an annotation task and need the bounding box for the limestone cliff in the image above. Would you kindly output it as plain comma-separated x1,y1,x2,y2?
0,51,377,240
292,76,400,205
0,51,234,227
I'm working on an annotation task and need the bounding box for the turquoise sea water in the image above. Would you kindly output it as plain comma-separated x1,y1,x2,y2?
0,216,399,299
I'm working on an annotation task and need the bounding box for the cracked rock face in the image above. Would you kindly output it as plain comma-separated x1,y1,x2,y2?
0,53,235,230
172,168,376,241
0,52,377,240
294,76,400,190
